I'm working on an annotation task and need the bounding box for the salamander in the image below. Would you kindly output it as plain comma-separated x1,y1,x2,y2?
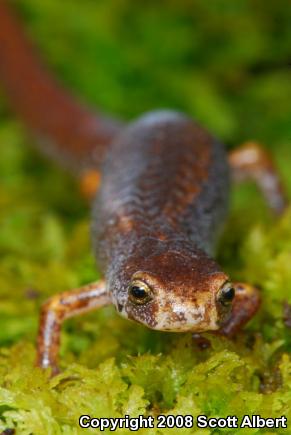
0,0,287,374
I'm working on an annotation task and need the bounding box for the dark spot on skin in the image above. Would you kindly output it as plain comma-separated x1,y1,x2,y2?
171,311,186,323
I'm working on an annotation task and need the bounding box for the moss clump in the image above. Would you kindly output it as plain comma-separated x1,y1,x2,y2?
1,0,291,433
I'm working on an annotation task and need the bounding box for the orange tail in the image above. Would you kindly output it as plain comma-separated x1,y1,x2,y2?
0,0,123,173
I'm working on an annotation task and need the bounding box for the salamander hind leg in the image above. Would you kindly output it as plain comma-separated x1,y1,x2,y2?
217,282,261,337
229,141,288,215
36,280,111,375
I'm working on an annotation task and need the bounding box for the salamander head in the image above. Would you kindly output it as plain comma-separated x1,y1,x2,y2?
110,241,234,332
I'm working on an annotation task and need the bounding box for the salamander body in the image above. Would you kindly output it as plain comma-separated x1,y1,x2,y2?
94,111,231,331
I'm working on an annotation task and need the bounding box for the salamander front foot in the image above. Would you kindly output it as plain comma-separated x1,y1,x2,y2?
36,280,111,375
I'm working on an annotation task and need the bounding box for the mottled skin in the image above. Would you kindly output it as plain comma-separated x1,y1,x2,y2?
0,1,286,373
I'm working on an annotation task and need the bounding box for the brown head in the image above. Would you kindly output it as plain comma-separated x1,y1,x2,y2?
108,237,235,332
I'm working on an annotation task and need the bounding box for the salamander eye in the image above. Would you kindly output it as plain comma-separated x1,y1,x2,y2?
217,281,235,307
128,280,153,305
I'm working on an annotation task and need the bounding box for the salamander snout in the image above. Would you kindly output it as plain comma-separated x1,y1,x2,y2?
117,248,235,332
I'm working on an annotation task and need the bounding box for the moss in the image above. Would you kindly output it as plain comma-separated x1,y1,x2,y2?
1,0,291,433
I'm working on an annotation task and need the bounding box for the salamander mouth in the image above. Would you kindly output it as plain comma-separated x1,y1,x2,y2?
141,299,221,332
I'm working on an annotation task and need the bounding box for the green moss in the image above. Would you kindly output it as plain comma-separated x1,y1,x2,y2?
1,0,291,433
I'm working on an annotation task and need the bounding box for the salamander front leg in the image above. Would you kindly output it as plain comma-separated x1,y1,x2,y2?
229,141,288,214
36,280,111,375
218,282,261,337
